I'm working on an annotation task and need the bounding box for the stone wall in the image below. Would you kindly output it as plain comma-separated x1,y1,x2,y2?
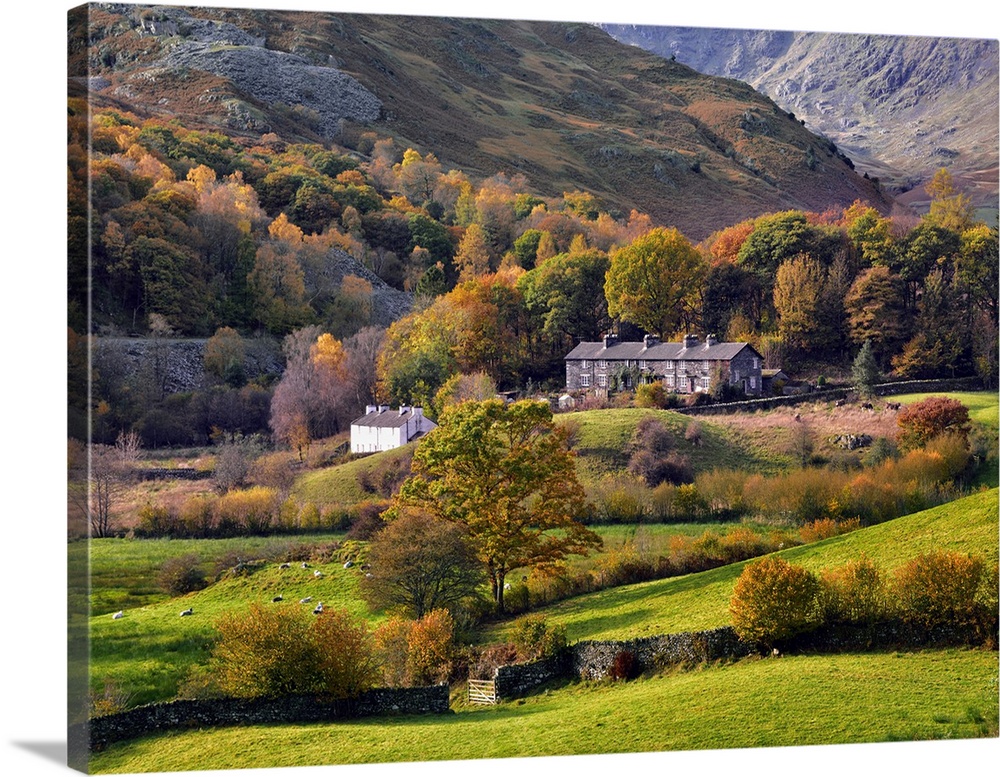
75,685,451,751
490,627,754,699
675,376,984,416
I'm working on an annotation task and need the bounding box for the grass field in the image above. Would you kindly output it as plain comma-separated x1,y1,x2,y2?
87,647,998,773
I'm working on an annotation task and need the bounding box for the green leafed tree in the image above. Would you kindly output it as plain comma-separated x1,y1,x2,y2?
392,399,601,613
604,227,707,338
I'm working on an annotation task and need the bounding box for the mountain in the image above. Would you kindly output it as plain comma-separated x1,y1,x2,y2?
72,4,892,241
598,24,999,213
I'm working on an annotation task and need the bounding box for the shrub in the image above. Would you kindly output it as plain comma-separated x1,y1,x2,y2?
311,608,379,699
896,396,971,452
509,614,568,662
157,553,208,596
606,650,638,681
891,551,986,630
210,605,321,698
729,556,822,647
684,420,703,446
210,604,377,699
819,556,887,624
405,609,456,685
90,680,134,718
215,486,280,534
346,499,390,540
373,616,413,687
468,642,519,680
634,381,667,409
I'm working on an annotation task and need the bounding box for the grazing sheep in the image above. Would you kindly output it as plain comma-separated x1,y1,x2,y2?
314,570,323,578
179,608,193,617
301,562,310,569
112,611,124,620
279,562,291,569
343,560,354,569
312,602,324,615
271,596,283,603
299,597,312,604
886,402,901,411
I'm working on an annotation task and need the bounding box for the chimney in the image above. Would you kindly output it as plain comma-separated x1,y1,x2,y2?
378,405,389,413
682,334,699,349
705,334,718,347
399,406,410,416
365,405,377,415
603,333,618,349
642,334,659,350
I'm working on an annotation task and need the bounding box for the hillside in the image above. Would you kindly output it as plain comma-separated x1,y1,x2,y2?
73,4,891,241
599,24,1000,212
517,487,999,642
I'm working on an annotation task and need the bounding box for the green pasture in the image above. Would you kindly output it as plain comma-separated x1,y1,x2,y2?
88,555,370,706
88,647,998,773
88,533,345,615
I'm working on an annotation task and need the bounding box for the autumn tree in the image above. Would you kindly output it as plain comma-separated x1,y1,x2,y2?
270,327,351,457
605,227,707,338
249,215,315,335
203,326,246,387
924,168,975,232
359,511,484,619
844,266,909,365
773,254,825,354
455,223,492,281
392,399,601,613
896,396,971,452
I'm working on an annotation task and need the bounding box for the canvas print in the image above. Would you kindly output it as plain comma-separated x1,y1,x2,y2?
66,1,999,774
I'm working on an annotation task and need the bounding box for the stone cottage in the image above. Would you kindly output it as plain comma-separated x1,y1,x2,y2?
349,405,436,453
565,334,764,396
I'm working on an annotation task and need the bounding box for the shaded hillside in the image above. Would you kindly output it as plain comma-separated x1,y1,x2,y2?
76,4,891,240
600,24,999,211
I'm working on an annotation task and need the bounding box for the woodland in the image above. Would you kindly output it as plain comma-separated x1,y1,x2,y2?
68,98,999,455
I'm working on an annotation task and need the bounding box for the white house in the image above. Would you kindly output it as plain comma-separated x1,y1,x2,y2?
349,405,437,453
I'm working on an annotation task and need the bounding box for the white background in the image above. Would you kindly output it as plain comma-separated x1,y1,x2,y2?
3,1,997,776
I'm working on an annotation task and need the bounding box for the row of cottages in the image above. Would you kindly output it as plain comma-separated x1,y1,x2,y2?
349,405,437,454
565,334,765,396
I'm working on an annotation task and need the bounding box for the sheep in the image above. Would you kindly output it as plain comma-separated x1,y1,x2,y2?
312,602,324,615
279,562,291,570
343,560,354,569
112,611,124,620
179,608,193,617
301,562,310,569
314,570,324,578
299,597,312,604
271,596,283,603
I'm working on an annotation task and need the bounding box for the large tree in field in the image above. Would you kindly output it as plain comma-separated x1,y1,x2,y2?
392,399,601,613
605,227,707,338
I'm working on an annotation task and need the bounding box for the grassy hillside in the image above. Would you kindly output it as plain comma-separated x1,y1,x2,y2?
88,647,997,772
88,553,370,707
496,488,998,642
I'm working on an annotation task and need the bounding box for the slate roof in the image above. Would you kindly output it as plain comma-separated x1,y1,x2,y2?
350,408,425,428
565,339,758,362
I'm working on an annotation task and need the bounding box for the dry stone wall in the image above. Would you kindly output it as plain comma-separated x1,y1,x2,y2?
75,686,451,751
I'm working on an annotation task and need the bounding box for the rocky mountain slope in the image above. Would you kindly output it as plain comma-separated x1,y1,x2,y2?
73,4,892,240
599,24,999,211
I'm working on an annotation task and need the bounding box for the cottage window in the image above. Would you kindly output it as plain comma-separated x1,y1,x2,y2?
580,374,591,388
639,360,646,369
702,376,711,390
665,375,674,387
753,358,760,369
580,359,589,368
597,374,607,387
702,360,711,371
750,376,757,388
599,359,607,370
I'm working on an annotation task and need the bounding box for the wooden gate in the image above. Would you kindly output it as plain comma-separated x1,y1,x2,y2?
467,679,497,705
